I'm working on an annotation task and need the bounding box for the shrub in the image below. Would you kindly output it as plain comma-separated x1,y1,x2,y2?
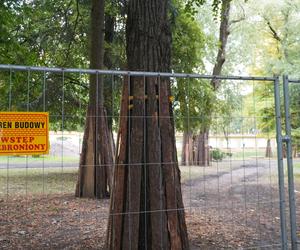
211,148,225,161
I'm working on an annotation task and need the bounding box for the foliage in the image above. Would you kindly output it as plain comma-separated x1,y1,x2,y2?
184,0,233,18
0,0,125,131
290,84,300,148
211,148,225,161
211,81,243,136
245,0,300,148
171,0,216,133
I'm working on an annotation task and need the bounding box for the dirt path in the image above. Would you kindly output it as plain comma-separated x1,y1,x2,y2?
182,159,282,249
0,159,287,249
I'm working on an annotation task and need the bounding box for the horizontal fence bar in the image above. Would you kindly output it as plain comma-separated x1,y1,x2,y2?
288,79,300,84
0,64,276,81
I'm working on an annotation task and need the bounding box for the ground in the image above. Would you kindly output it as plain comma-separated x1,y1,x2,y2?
1,156,298,249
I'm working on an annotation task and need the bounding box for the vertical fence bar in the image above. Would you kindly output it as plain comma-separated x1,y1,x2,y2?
274,76,288,250
283,75,298,250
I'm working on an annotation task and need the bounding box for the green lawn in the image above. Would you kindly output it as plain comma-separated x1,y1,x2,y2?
0,167,78,196
0,155,79,164
292,163,300,181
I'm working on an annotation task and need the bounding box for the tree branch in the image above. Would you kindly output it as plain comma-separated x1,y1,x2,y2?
211,0,231,90
264,17,281,42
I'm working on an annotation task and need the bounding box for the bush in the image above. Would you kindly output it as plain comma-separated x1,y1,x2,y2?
211,148,225,161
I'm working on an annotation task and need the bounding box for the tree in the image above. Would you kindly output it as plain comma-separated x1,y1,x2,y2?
0,0,91,127
179,0,233,166
244,0,300,156
106,0,189,248
75,0,113,199
170,0,214,166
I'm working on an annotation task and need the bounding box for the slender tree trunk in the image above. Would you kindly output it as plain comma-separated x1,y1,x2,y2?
76,0,113,199
194,130,210,166
265,138,273,158
195,0,231,166
181,131,193,166
103,11,116,163
106,0,189,249
293,146,298,158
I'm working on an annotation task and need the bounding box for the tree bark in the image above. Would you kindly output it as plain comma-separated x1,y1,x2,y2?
181,131,193,166
265,138,273,158
211,0,231,90
76,0,113,199
106,0,189,249
194,130,210,166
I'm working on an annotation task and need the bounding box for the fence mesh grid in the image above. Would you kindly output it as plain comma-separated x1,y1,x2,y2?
284,77,300,249
0,65,287,249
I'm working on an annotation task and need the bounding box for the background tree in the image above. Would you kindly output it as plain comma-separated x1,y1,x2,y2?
0,0,90,128
106,0,189,248
179,0,233,166
245,0,300,156
75,0,114,199
170,0,214,166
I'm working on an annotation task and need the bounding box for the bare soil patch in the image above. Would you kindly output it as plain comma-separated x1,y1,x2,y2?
0,160,293,249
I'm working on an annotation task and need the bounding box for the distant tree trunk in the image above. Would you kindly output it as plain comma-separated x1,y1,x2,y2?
75,0,113,199
194,130,210,166
293,145,298,158
103,11,116,162
181,131,194,166
282,144,287,158
103,11,115,130
195,0,231,166
265,138,273,157
106,0,189,249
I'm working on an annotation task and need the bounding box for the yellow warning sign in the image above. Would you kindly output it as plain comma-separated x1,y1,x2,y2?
0,112,49,156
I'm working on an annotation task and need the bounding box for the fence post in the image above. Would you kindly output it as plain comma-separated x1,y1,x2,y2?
283,75,298,250
274,76,288,250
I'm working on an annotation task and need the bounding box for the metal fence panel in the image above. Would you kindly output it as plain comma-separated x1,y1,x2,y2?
0,64,288,249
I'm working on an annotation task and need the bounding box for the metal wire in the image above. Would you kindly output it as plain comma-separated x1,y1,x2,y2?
0,64,289,249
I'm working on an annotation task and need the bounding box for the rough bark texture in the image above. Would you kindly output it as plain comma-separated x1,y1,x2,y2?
106,0,189,249
76,0,113,199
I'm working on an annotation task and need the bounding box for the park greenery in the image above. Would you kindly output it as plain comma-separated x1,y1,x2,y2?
0,1,300,248
0,0,299,152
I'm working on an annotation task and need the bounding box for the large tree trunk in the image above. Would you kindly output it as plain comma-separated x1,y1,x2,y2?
75,0,113,199
106,0,189,249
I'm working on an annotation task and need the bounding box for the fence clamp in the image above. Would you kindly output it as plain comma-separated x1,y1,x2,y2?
282,135,291,143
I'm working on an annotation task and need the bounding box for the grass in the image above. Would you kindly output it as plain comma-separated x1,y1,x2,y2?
0,167,78,196
294,163,300,180
0,155,79,164
0,150,279,197
229,150,266,159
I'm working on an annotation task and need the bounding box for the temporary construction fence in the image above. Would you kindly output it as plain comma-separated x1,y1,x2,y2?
281,75,300,250
0,64,298,249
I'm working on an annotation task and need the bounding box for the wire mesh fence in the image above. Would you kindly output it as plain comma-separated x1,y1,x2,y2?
0,64,290,249
282,76,300,249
